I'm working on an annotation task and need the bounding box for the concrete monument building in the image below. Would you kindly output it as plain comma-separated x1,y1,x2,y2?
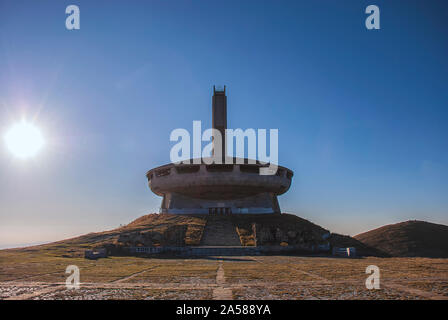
146,86,294,214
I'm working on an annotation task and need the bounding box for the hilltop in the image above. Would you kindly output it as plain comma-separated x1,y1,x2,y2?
354,220,448,258
3,213,344,257
11,214,444,258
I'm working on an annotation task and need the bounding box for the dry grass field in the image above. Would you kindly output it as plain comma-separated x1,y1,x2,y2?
0,249,447,300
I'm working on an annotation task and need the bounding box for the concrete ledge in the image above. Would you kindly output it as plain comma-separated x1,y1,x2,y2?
127,245,330,256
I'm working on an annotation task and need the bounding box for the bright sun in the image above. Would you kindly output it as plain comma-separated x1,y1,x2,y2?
4,121,45,159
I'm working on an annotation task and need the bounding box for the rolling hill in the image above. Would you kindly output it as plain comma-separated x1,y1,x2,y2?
8,213,335,257
354,220,448,258
6,215,444,258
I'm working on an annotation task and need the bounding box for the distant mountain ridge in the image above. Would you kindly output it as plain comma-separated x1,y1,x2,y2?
354,220,448,258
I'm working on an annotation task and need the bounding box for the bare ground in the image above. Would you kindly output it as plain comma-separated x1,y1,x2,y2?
0,254,447,300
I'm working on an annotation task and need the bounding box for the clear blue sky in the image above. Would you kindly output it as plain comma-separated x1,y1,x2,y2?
0,0,447,248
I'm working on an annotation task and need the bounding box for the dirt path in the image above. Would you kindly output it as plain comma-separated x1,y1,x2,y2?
212,259,232,300
112,267,155,283
291,268,331,283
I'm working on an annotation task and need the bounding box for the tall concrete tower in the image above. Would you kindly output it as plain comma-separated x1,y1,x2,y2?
212,85,227,160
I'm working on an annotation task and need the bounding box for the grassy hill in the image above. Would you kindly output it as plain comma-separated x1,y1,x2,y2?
8,214,437,258
7,214,207,257
2,213,339,257
354,220,448,258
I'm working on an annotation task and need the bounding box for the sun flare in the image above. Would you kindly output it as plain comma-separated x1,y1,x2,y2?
4,121,45,159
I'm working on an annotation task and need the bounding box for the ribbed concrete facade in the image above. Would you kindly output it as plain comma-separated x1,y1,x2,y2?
147,161,290,214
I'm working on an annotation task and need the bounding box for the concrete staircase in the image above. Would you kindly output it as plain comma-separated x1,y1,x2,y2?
200,216,242,246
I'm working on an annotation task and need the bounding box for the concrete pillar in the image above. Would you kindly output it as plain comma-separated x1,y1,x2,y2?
212,85,227,161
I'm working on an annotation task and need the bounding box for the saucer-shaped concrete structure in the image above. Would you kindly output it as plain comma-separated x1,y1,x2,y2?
146,87,293,214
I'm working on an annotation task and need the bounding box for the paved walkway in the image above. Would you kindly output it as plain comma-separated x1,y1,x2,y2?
212,259,233,300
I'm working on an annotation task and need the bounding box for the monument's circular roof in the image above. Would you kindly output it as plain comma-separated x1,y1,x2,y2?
146,158,293,199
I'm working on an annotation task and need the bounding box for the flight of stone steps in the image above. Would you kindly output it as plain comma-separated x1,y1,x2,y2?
200,216,242,246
